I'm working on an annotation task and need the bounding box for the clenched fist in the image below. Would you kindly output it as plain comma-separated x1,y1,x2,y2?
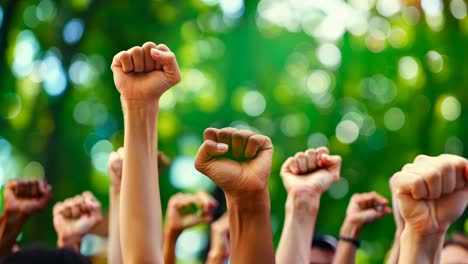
165,191,218,234
343,192,391,232
194,128,273,196
108,147,171,192
390,154,468,236
4,179,52,217
111,42,181,101
53,191,103,252
281,147,341,194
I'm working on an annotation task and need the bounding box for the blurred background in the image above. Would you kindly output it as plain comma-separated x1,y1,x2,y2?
0,0,467,262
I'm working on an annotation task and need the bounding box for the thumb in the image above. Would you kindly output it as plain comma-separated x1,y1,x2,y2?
359,209,384,223
150,48,181,81
195,140,229,171
321,154,342,168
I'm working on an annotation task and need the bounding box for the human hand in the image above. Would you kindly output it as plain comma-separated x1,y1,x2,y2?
390,154,468,236
108,147,171,192
165,191,218,234
53,191,103,251
280,147,341,195
111,42,181,101
194,128,273,197
4,179,52,217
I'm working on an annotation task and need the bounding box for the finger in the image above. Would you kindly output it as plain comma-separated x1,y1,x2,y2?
216,127,237,146
231,130,255,159
359,209,386,223
195,191,218,213
150,48,181,83
119,51,133,73
440,161,456,195
203,128,218,141
195,140,229,170
53,202,63,216
403,163,442,199
182,214,203,228
316,147,330,167
294,152,308,174
244,134,272,159
156,43,171,52
282,157,299,175
393,171,428,200
305,149,317,171
30,181,40,198
142,42,157,72
111,51,125,71
320,154,342,168
128,46,145,73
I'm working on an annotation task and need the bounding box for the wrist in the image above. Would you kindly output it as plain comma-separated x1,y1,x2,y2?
285,187,320,215
121,97,159,119
399,226,445,263
57,234,82,252
339,218,363,239
164,225,181,243
226,190,270,213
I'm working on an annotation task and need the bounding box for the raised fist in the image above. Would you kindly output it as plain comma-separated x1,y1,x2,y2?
165,191,218,234
280,147,341,194
53,191,103,251
194,128,273,196
108,147,171,192
111,42,181,101
390,154,468,236
4,179,52,217
344,192,391,228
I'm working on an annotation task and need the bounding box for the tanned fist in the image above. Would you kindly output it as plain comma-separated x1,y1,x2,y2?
53,191,103,251
345,192,391,227
165,191,218,234
390,154,468,236
111,42,181,100
4,179,52,217
280,147,342,194
194,128,273,196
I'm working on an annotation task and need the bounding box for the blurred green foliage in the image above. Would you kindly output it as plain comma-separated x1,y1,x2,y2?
0,0,467,263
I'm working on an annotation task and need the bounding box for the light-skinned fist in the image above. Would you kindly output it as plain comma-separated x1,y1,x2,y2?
344,192,391,228
4,179,52,217
108,147,171,192
280,147,341,194
390,154,468,236
194,127,273,196
165,191,218,234
111,42,181,101
53,191,103,251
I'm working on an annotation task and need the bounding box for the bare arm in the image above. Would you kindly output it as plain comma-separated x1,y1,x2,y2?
390,154,468,264
163,192,217,264
276,189,320,263
276,148,341,264
108,187,122,264
195,128,275,264
0,179,52,255
111,42,181,263
206,213,229,264
333,192,391,264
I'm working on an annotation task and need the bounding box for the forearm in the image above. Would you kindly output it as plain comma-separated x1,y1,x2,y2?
57,236,82,253
120,99,162,263
226,190,275,264
398,227,445,264
206,252,228,264
108,188,123,264
386,230,403,264
332,220,362,264
276,191,320,264
0,213,26,255
163,228,179,264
